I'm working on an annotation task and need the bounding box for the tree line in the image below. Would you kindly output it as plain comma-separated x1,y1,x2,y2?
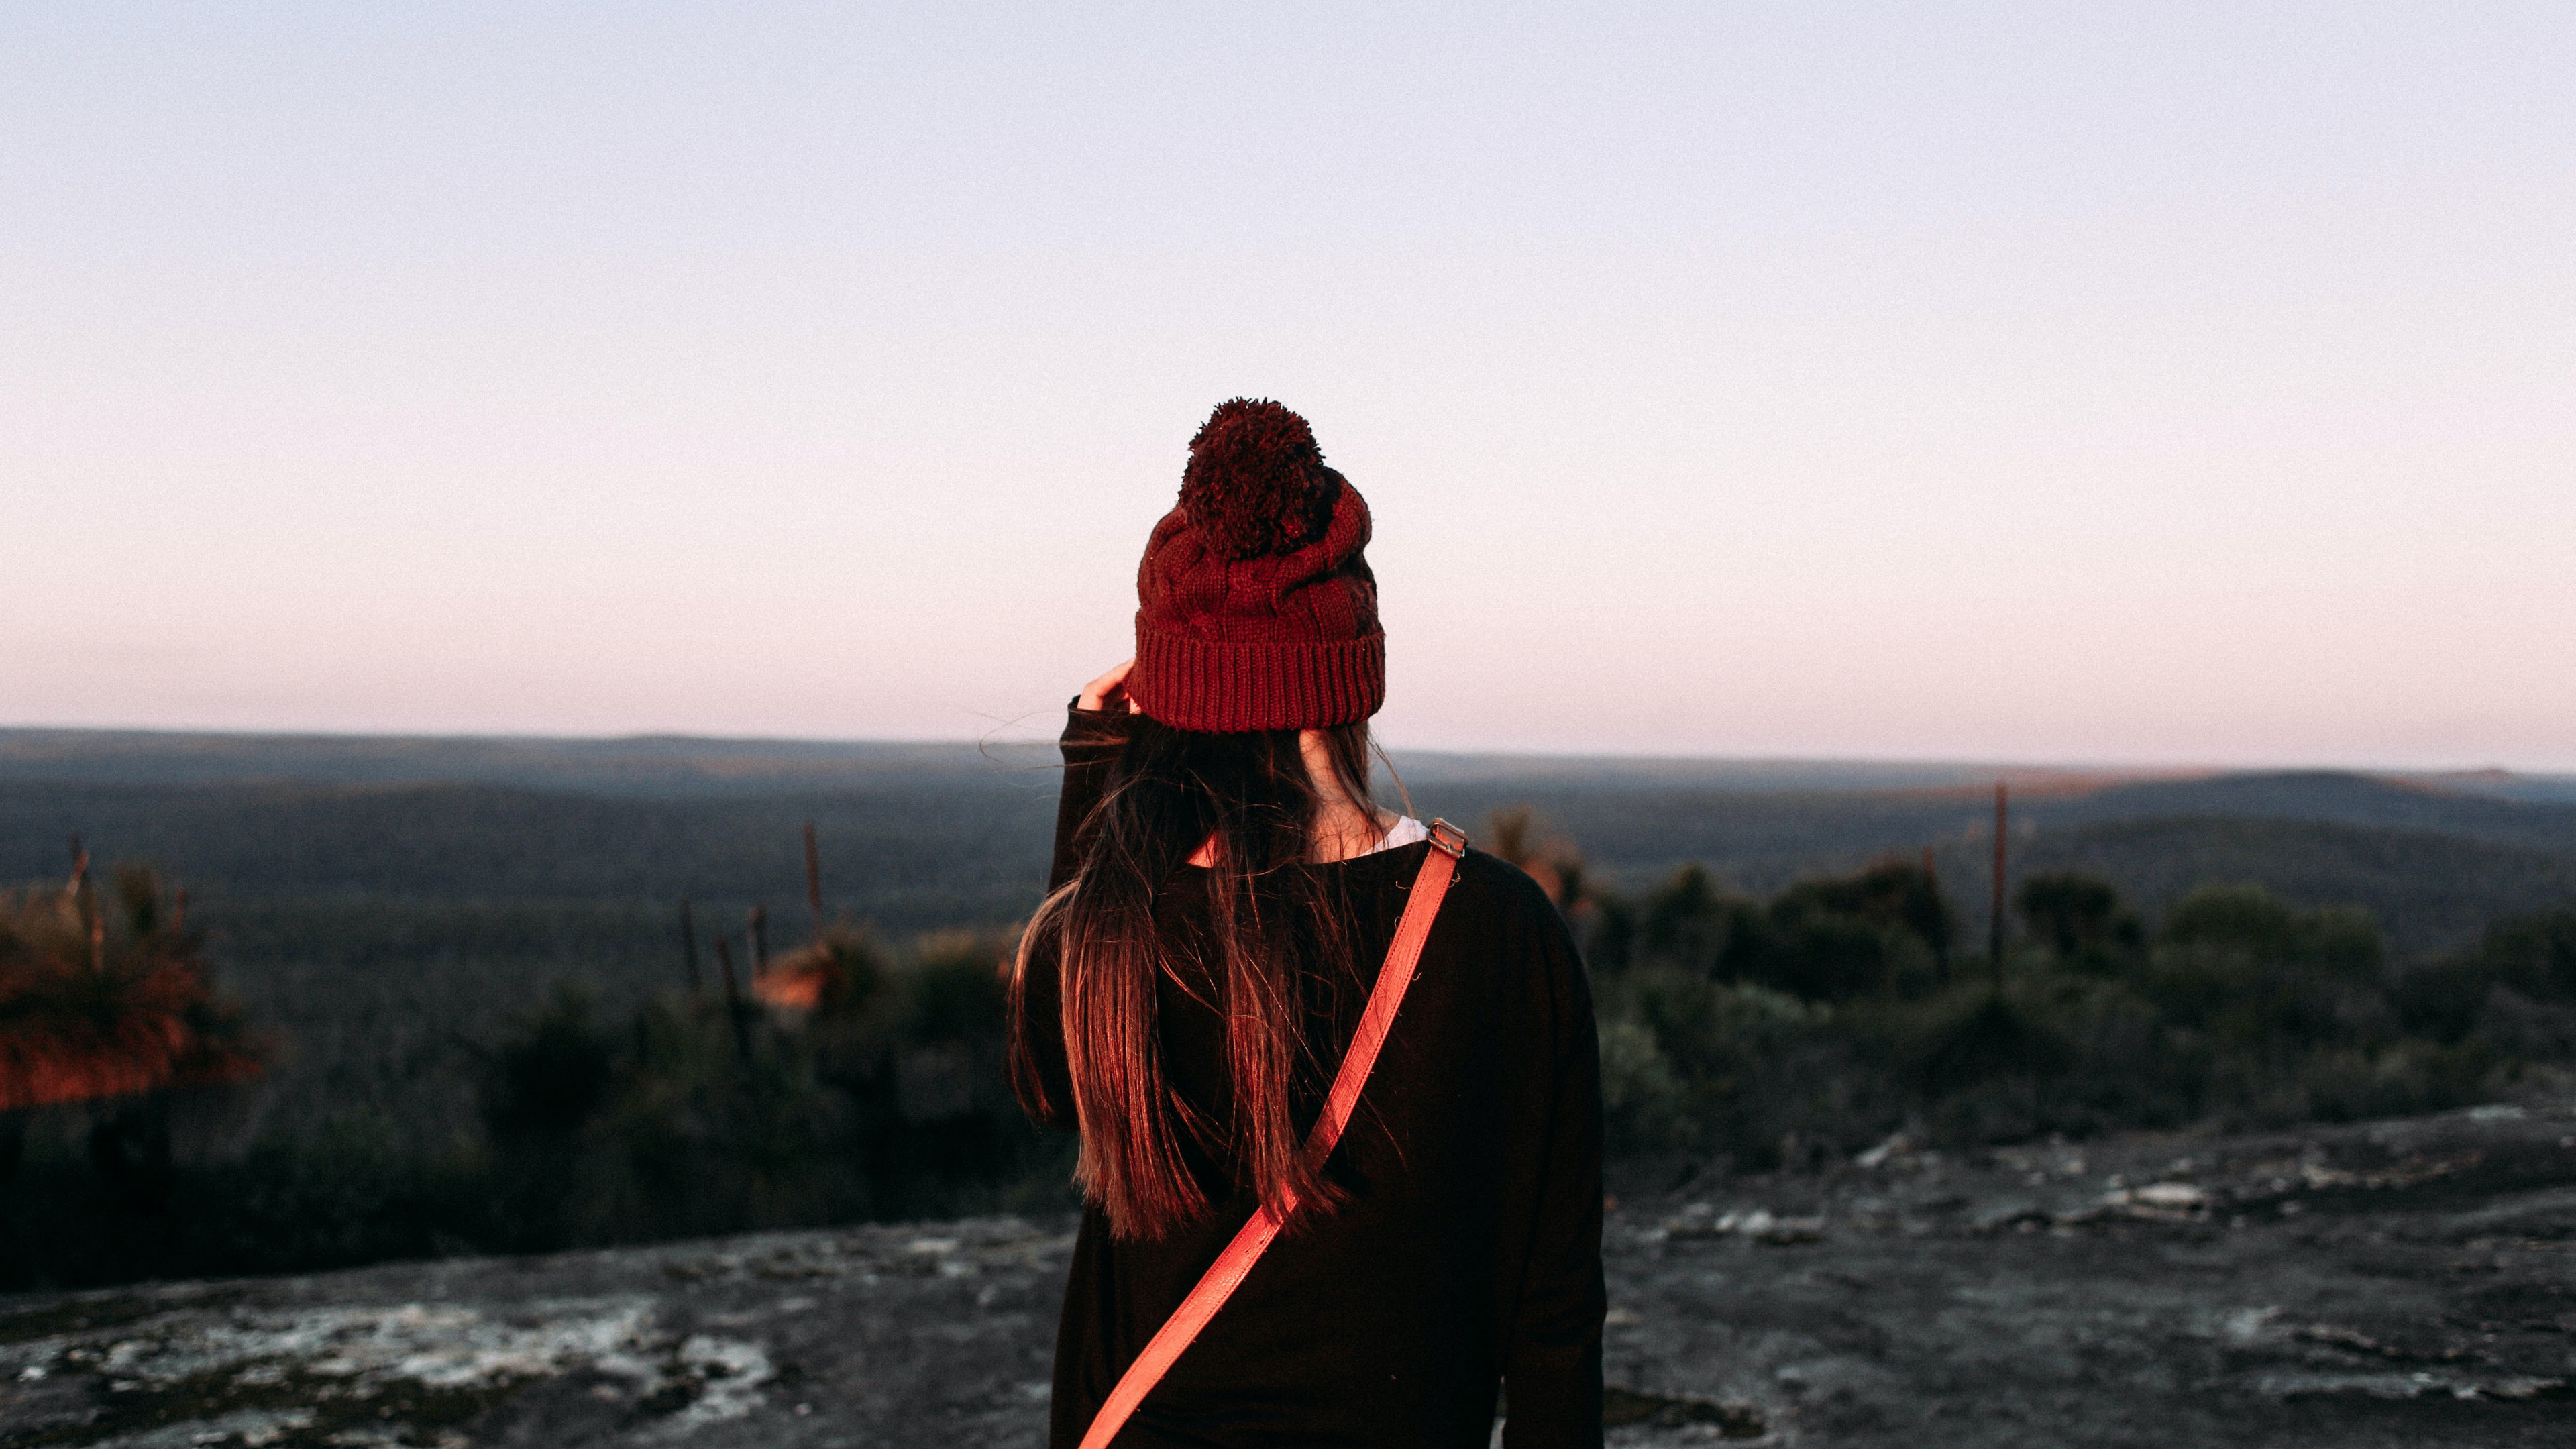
7,808,2573,1289
1481,806,2576,1167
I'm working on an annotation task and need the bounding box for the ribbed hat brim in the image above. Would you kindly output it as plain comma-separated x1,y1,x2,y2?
1129,626,1385,733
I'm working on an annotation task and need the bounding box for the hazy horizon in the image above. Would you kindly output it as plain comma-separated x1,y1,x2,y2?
9,5,2573,771
5,719,2569,783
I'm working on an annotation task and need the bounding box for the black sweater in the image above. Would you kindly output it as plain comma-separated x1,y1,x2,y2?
1016,707,1605,1448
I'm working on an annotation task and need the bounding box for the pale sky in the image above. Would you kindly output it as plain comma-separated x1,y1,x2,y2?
6,3,2572,769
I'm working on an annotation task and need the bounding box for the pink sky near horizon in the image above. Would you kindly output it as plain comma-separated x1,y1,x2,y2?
5,5,2573,772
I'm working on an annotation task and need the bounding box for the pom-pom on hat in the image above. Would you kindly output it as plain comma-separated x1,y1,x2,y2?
1130,399,1384,733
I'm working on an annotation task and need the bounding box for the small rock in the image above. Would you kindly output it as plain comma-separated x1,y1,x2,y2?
2131,1183,2207,1209
1856,1132,1911,1169
1754,1216,1825,1246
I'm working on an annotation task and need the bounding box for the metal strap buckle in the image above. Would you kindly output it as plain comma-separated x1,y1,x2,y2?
1427,818,1469,859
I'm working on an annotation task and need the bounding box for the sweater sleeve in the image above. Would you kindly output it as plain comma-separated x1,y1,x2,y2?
1049,700,1131,891
1503,907,1607,1448
1013,703,1134,1130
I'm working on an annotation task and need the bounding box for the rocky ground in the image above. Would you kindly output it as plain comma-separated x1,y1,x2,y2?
4,1099,2572,1448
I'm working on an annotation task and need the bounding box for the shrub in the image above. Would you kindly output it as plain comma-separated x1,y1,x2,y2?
1597,1018,1688,1154
2015,872,2143,972
1578,867,2557,1162
2477,909,2576,1001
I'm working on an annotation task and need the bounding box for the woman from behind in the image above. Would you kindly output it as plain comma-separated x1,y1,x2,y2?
1011,398,1603,1448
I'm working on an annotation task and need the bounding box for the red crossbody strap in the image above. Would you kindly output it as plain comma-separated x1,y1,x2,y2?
1077,819,1468,1449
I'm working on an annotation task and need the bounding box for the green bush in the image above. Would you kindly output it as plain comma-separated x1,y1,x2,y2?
2015,872,2144,973
1586,859,2569,1168
1596,1018,1688,1154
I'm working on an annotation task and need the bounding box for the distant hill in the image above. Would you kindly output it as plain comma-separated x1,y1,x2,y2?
15,724,2568,805
1416,777,2576,957
2027,771,2576,858
0,777,1056,934
1971,816,2576,957
0,728,1040,796
7,731,2574,957
2421,769,2576,806
0,726,2193,797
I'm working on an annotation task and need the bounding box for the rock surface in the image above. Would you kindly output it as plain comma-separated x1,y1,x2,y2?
5,1100,2573,1448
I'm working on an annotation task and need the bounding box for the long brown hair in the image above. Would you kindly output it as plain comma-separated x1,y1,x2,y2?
1010,716,1381,1240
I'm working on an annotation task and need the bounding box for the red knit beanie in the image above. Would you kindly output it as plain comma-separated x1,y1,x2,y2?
1129,399,1384,733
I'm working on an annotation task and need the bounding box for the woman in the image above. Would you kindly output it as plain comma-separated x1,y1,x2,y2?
1011,399,1604,1448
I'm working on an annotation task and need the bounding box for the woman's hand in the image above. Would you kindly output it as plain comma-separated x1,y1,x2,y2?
1078,658,1137,714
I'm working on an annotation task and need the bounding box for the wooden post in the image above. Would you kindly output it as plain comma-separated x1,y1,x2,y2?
714,936,753,1061
173,887,189,935
68,835,100,969
803,820,826,943
749,904,769,979
1989,781,2008,983
678,898,703,992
